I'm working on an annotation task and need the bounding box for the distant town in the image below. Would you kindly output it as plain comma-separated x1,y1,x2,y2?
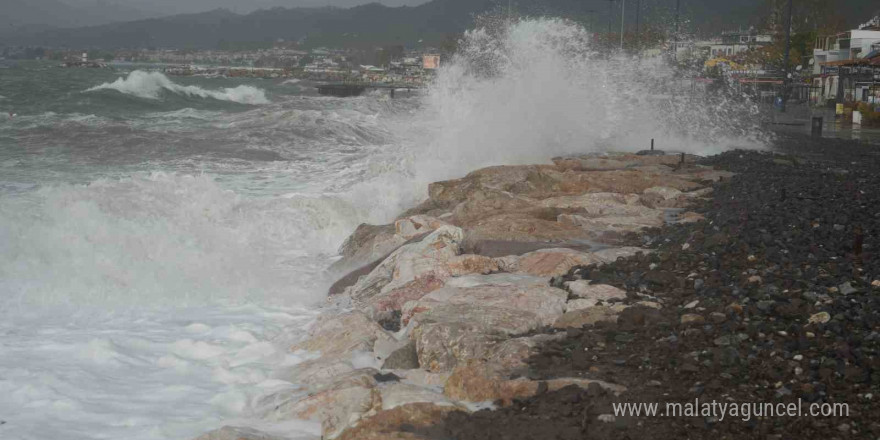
3,7,879,122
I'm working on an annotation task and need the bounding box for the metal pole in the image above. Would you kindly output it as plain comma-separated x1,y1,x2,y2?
781,0,793,113
608,0,614,35
620,0,626,50
635,0,640,51
673,0,680,63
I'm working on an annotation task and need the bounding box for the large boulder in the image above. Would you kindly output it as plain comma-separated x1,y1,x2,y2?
401,274,567,327
262,369,381,439
290,311,394,357
553,305,629,329
336,403,461,440
485,333,567,376
407,303,544,339
566,282,627,310
411,321,504,372
507,248,604,277
444,361,625,405
345,226,464,307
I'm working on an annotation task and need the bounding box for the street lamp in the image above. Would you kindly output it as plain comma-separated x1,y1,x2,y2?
620,0,626,50
781,0,794,112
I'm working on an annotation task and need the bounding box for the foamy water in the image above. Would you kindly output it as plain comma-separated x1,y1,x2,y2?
0,18,766,440
87,71,271,104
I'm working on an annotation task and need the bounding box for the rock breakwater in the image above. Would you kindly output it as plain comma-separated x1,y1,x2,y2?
192,151,733,439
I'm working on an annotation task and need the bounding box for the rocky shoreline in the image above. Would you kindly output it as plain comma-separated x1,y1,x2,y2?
196,135,879,440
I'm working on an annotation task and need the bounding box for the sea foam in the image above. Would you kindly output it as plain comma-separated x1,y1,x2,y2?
87,71,270,105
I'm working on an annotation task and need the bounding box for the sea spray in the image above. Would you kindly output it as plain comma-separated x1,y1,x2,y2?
401,17,768,187
87,71,270,105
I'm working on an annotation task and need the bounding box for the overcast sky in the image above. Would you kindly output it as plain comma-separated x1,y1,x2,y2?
62,0,431,16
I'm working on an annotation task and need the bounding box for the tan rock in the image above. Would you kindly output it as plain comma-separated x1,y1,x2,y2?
377,382,459,411
553,305,627,329
402,277,567,327
264,369,380,439
291,312,394,357
486,334,567,376
808,311,831,324
407,303,544,337
566,282,627,307
346,225,463,307
336,403,461,440
364,275,446,318
513,248,603,277
276,354,357,388
412,321,503,372
394,215,449,240
444,254,499,276
680,314,705,326
678,212,706,223
444,361,625,405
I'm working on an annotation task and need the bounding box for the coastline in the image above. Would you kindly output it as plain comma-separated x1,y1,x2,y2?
195,134,880,439
195,149,730,439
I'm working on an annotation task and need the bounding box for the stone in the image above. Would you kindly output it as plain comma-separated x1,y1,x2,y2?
336,403,461,440
408,303,545,337
277,354,358,388
382,341,420,370
485,334,567,376
808,311,831,324
394,215,449,240
748,275,762,284
401,275,567,327
291,312,394,357
680,314,705,326
566,282,627,307
345,226,464,307
444,254,499,276
872,280,880,288
193,427,287,440
376,382,459,410
444,361,625,404
838,282,857,295
263,369,381,439
553,305,627,329
558,213,664,237
364,275,447,319
640,186,686,208
510,248,603,277
589,247,647,263
412,321,504,372
335,223,406,269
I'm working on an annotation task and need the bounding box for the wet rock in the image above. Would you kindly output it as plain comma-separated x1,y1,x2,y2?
382,341,420,370
262,369,381,439
291,311,394,357
193,426,285,440
838,282,857,295
336,403,460,440
346,226,464,306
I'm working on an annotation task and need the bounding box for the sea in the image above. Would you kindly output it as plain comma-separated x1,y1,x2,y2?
0,19,767,440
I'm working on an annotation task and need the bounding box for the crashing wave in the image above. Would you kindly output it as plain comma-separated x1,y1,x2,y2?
86,71,270,105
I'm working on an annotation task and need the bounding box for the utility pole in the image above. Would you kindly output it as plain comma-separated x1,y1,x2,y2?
620,0,626,50
781,0,794,112
635,0,641,51
607,0,615,35
674,0,680,62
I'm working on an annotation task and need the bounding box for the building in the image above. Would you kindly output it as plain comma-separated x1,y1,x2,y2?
811,15,880,104
708,29,773,58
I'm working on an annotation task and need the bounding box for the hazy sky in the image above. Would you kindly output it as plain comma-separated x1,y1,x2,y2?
61,0,431,16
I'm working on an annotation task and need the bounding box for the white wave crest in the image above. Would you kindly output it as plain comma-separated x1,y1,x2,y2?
86,71,270,104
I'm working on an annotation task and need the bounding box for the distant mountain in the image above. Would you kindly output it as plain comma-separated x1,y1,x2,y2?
2,0,156,31
3,0,877,50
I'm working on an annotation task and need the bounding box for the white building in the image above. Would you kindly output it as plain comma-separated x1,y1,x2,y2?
813,17,880,75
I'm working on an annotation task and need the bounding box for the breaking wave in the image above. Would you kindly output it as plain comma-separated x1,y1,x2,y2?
404,17,768,185
86,71,270,105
